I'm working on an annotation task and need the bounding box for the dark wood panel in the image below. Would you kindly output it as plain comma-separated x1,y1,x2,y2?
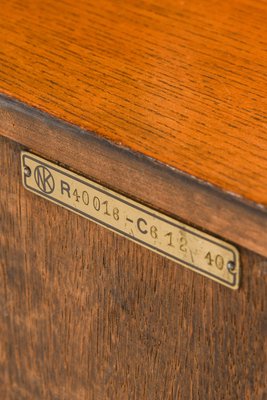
0,0,267,206
1,96,267,259
1,136,266,399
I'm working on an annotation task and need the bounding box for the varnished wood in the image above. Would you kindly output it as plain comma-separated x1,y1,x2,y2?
0,0,267,207
1,136,266,399
1,95,267,259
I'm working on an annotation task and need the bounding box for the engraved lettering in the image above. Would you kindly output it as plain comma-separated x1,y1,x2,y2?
113,207,119,221
61,180,71,198
205,251,213,266
179,236,187,252
34,166,55,194
215,255,224,270
137,218,148,234
73,188,80,202
82,190,89,205
165,231,174,247
150,225,158,239
93,196,100,211
102,200,111,215
205,252,224,270
22,151,240,290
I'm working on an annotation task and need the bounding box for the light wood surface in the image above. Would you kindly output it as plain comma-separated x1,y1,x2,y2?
1,135,266,399
0,0,267,207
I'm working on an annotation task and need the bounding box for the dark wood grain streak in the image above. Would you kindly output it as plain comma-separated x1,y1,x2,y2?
1,135,266,399
1,95,267,259
0,0,267,206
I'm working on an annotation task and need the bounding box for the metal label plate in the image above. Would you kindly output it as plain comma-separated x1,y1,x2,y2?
21,152,240,289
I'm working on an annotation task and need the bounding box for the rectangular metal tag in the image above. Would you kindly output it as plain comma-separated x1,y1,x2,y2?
21,151,240,289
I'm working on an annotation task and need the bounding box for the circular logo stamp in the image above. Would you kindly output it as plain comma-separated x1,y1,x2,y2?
34,165,55,194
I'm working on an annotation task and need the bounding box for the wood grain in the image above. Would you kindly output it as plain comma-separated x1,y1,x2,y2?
1,95,267,259
1,135,266,399
0,0,267,207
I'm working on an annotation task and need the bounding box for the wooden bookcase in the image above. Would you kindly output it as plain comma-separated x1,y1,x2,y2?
0,1,266,398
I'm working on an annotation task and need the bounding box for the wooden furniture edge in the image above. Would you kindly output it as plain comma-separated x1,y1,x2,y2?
1,93,267,258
